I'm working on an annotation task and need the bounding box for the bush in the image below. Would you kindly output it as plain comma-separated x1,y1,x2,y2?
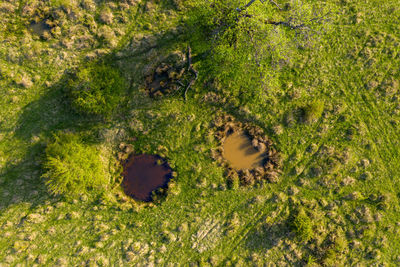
42,132,109,197
185,0,335,100
292,208,313,242
300,100,324,123
185,0,291,98
67,62,126,117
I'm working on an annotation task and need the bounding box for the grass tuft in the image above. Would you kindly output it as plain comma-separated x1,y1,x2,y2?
300,100,325,124
66,62,126,118
42,132,109,197
291,208,313,242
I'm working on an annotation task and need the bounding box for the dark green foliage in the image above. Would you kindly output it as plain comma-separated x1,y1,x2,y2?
185,0,334,101
292,208,313,242
322,248,337,266
305,255,317,266
42,132,108,197
67,62,126,117
185,0,280,97
300,100,324,123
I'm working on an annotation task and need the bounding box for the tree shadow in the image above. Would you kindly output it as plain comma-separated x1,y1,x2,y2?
244,221,289,251
0,148,54,211
0,25,186,210
243,219,305,266
14,82,86,141
0,78,101,210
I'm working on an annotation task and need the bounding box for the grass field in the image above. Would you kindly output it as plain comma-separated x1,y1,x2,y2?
1,0,400,265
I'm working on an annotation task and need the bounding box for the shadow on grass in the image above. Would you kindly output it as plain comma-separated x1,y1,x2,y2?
0,80,98,210
0,25,186,210
244,221,289,251
243,219,305,266
0,151,54,211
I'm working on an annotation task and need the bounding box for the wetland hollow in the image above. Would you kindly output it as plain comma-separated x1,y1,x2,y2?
222,131,264,170
122,154,173,202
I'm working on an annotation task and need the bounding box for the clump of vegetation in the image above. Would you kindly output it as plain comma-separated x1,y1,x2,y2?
291,208,313,242
186,0,334,100
42,132,109,197
66,62,126,117
300,100,324,123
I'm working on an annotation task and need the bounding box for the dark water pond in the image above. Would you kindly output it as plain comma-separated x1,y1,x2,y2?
29,20,51,36
122,154,172,202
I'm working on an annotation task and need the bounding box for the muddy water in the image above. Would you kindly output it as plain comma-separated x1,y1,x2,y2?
122,154,172,202
29,21,51,36
222,132,264,170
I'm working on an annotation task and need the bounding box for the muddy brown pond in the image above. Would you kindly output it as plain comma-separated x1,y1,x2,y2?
122,154,173,202
222,132,264,170
29,20,51,36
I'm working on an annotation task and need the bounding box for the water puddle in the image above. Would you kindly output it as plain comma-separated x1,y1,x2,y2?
29,20,51,36
145,63,185,97
222,132,264,170
122,154,172,202
147,70,170,95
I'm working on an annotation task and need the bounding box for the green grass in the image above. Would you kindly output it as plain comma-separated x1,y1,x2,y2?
291,208,313,242
1,0,400,265
42,132,109,197
66,62,127,117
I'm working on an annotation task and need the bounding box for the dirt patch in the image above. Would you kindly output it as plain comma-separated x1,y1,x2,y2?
211,114,281,185
122,154,173,202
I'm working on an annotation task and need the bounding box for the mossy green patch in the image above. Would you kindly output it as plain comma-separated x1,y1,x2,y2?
66,62,126,117
42,132,109,197
292,208,313,242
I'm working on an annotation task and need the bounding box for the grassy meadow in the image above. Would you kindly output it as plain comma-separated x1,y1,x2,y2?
0,0,400,265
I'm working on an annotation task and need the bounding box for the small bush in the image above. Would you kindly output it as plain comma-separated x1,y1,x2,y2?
300,100,324,123
292,208,313,242
42,132,109,197
67,62,126,117
322,249,337,266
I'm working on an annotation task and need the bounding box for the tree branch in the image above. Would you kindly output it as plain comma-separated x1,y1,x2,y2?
184,46,198,101
236,0,257,12
244,0,257,8
267,0,282,10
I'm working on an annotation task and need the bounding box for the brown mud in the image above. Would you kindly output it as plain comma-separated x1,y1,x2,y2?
122,154,173,202
211,114,281,186
29,20,51,36
222,131,264,170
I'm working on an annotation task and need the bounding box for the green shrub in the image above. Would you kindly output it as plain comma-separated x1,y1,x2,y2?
300,100,324,123
185,0,335,100
67,62,126,117
305,255,317,267
42,132,109,197
322,249,337,266
185,0,291,98
292,208,313,242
